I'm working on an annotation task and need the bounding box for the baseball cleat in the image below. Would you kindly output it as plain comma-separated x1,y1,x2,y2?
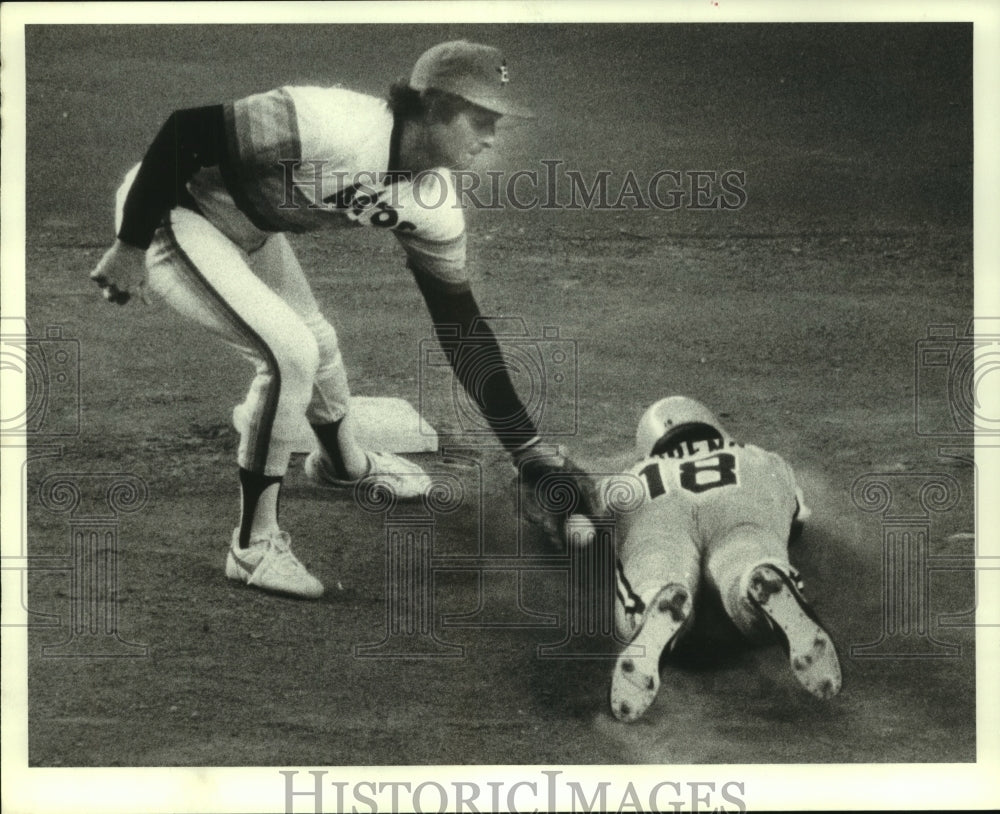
747,564,842,699
610,583,691,723
304,450,431,500
225,528,324,599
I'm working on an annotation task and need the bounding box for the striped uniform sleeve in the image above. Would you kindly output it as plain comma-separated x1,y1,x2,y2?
220,87,304,233
117,88,303,247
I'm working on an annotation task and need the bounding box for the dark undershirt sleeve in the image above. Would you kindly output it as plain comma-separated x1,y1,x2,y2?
117,104,229,250
409,264,541,455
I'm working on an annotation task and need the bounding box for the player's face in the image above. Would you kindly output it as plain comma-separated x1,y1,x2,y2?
424,105,499,170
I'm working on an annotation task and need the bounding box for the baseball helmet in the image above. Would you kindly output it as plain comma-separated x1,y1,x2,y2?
635,396,730,458
410,40,535,119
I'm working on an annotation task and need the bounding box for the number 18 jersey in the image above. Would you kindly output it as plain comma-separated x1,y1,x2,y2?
623,438,800,543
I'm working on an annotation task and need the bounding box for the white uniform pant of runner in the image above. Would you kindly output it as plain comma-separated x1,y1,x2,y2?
617,509,793,642
615,449,799,641
143,206,350,476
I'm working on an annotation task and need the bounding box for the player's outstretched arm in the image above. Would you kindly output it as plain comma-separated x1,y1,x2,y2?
409,264,600,518
515,445,602,519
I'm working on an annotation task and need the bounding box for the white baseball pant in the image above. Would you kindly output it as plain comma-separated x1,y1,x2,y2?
140,206,350,476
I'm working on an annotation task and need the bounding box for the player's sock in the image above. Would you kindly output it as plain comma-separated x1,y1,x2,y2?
310,419,351,479
237,468,283,548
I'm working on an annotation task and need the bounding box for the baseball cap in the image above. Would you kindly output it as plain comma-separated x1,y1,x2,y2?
410,40,535,119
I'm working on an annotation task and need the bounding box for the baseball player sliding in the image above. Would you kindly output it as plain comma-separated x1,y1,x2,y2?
89,40,595,599
576,396,841,722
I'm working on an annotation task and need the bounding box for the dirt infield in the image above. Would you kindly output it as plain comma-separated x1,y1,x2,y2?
19,21,977,774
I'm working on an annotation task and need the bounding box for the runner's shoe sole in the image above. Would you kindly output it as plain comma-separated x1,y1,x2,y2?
610,583,690,723
747,564,841,699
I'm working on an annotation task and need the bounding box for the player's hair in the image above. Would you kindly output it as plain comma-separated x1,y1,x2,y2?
387,79,475,123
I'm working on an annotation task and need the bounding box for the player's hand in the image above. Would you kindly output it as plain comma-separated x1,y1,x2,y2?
89,240,150,306
515,446,603,549
519,451,601,518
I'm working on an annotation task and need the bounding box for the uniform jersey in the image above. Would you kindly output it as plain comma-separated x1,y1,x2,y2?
619,438,800,541
118,86,468,289
112,83,543,465
612,436,802,637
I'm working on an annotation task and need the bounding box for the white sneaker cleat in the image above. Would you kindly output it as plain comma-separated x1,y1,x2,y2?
304,450,431,500
610,583,691,723
747,564,842,700
225,528,324,599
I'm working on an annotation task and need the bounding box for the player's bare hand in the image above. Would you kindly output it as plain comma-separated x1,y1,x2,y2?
89,240,150,306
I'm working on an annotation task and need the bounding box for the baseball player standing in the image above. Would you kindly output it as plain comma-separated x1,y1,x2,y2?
89,40,595,599
582,396,841,722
